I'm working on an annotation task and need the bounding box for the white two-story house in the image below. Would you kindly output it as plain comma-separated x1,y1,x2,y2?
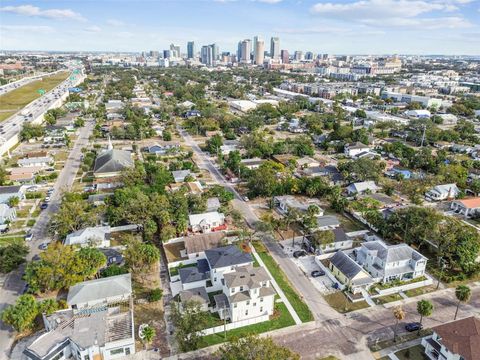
355,240,427,283
216,266,276,322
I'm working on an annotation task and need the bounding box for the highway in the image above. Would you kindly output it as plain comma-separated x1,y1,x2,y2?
0,64,84,150
0,70,64,96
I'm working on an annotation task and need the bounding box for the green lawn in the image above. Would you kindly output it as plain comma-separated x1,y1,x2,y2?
27,219,36,227
373,293,403,305
0,71,69,122
0,236,24,247
404,286,436,298
323,291,370,313
253,241,314,322
395,344,428,360
201,302,295,347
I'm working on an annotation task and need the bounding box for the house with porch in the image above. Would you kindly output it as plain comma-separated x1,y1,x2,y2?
450,197,480,218
328,251,374,294
354,240,427,283
188,211,225,233
273,195,324,216
425,183,460,201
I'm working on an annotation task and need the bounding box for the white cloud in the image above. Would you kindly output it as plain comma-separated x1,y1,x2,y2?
311,0,453,18
361,16,472,29
84,26,102,33
0,4,85,21
256,0,283,3
0,24,54,33
106,19,124,26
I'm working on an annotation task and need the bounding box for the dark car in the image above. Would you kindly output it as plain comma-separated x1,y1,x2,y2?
405,322,423,332
38,243,49,250
40,203,48,210
311,270,325,278
293,250,307,258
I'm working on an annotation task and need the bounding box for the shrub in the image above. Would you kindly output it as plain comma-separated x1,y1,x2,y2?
148,288,163,302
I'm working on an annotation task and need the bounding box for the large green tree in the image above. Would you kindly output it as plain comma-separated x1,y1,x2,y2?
0,243,29,273
216,335,300,360
170,300,209,352
1,294,38,332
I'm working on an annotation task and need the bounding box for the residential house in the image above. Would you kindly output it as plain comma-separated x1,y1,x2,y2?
168,181,204,195
172,170,194,183
219,266,276,322
188,211,226,233
328,251,373,294
105,99,124,113
316,228,353,253
18,151,54,168
344,142,371,158
178,245,253,292
355,240,427,283
385,167,412,179
296,157,320,169
405,109,431,118
0,204,16,231
421,317,480,360
450,197,480,218
240,158,264,170
346,181,380,195
273,195,324,216
0,185,25,204
184,110,201,118
24,274,135,360
314,215,341,231
299,165,344,185
145,143,180,155
206,197,221,212
93,148,134,178
179,287,209,311
64,226,111,247
425,184,460,201
220,140,240,155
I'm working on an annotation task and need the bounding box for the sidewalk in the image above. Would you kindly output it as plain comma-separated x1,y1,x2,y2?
250,244,302,325
373,337,422,359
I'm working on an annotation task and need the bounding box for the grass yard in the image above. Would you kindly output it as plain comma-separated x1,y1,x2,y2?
0,71,69,122
201,302,295,347
0,236,24,247
27,219,36,227
252,241,314,322
373,293,403,305
395,344,428,360
323,291,370,313
404,286,436,298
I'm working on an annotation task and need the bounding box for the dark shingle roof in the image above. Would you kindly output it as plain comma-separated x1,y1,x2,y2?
205,245,253,269
93,149,133,174
330,251,364,280
0,185,21,194
179,259,210,284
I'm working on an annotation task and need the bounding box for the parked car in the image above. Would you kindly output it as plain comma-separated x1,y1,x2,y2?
25,233,33,242
38,243,49,250
405,322,423,332
243,196,249,202
311,270,325,277
40,203,48,210
293,250,307,258
44,196,51,202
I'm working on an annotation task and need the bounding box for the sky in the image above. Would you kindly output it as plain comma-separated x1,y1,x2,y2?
0,0,479,55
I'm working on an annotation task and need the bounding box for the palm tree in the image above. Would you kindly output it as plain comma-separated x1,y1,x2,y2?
454,285,471,320
393,306,405,342
416,300,433,334
142,325,156,350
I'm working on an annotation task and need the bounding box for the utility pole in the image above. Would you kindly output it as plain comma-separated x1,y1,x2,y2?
420,124,426,147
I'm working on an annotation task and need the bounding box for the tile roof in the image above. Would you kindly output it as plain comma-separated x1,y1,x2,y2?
458,197,480,209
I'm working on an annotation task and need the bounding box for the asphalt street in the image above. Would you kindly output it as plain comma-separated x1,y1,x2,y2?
0,119,94,360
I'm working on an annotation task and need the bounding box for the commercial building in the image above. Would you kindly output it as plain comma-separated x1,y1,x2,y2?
187,41,195,59
254,39,265,65
241,39,251,63
281,49,289,64
270,37,280,59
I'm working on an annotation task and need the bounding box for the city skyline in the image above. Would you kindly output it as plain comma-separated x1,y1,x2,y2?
1,0,479,55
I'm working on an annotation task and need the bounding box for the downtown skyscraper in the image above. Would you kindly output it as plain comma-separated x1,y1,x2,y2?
255,39,265,65
187,41,195,59
270,37,280,59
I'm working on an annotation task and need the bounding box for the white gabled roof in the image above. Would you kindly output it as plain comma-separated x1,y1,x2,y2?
188,211,224,226
67,273,131,306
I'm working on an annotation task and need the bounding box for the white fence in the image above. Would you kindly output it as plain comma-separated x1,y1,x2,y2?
200,314,270,336
374,276,433,296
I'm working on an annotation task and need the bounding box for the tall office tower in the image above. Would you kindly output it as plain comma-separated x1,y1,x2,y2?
237,41,242,62
201,45,215,66
149,50,159,58
255,40,265,65
294,51,304,61
305,51,314,60
212,43,219,63
170,43,180,58
270,37,280,59
163,50,171,59
253,36,259,59
241,39,251,63
187,41,195,59
281,49,289,64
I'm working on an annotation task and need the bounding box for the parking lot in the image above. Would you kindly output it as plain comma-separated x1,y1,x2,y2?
280,239,335,295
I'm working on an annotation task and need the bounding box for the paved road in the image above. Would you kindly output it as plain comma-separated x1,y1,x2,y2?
177,125,336,321
0,70,64,96
177,125,480,358
0,119,94,359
